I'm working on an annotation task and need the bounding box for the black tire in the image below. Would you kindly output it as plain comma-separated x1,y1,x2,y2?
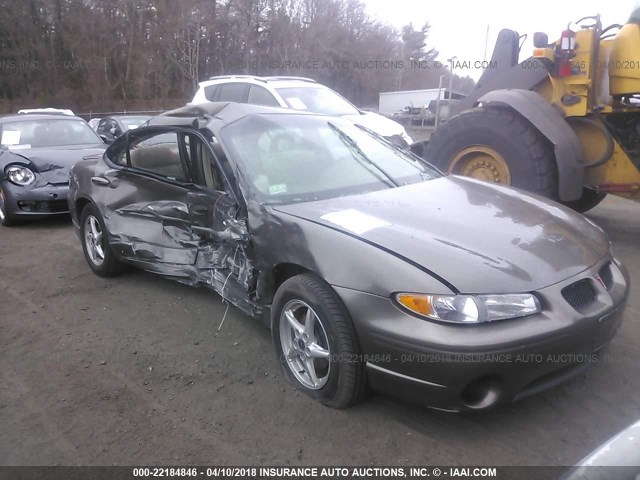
0,191,16,227
423,106,559,199
562,187,607,213
79,203,127,277
271,273,368,408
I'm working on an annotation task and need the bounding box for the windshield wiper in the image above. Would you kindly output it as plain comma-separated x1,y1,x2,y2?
355,124,424,164
354,124,439,182
327,122,398,187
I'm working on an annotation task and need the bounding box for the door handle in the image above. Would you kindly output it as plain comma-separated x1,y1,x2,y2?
91,176,110,186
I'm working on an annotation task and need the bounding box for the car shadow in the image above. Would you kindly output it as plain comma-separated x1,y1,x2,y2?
7,214,73,231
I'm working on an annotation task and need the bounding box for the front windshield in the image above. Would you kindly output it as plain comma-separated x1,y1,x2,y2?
220,114,440,204
0,119,101,148
119,116,151,130
275,87,360,116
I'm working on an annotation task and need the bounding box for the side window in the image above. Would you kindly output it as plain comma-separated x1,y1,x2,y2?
247,86,280,107
111,149,127,166
96,118,109,134
218,83,249,103
128,132,190,182
204,85,220,101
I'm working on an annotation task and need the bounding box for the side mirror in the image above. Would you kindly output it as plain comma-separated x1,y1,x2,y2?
533,32,549,48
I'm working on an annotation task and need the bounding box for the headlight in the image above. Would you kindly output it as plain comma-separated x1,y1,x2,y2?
5,165,36,186
395,293,541,324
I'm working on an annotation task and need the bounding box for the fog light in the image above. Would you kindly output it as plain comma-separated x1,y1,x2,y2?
460,376,502,409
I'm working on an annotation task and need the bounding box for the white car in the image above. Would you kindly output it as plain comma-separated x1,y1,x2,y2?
18,108,75,116
87,118,101,131
191,75,413,146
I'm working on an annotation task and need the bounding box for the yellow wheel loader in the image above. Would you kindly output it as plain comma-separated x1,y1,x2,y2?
419,4,640,212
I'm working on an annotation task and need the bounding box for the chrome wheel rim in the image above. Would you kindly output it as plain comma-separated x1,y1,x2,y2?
84,215,105,267
279,300,331,390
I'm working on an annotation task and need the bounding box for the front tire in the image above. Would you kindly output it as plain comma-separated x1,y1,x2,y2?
80,203,126,277
0,191,16,227
423,107,559,199
272,273,368,408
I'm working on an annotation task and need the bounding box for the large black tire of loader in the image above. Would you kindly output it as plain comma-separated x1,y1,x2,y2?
423,107,559,200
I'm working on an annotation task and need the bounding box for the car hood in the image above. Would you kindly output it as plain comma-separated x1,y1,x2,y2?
341,111,407,139
2,144,105,185
273,176,610,294
561,420,640,477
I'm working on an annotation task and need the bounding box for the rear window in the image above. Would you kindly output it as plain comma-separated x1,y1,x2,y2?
119,116,150,130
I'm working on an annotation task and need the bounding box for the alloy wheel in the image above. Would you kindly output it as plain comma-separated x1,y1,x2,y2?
84,215,105,267
279,299,331,390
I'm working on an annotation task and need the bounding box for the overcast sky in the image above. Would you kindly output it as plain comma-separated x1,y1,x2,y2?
362,0,634,78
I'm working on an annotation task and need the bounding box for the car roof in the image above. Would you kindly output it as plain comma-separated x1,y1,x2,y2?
198,75,319,89
112,114,152,119
0,113,86,123
147,102,318,132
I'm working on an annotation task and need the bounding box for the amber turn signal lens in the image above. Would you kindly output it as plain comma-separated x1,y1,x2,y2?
396,294,433,316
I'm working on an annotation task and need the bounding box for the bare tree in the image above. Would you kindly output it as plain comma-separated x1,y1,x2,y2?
0,0,473,113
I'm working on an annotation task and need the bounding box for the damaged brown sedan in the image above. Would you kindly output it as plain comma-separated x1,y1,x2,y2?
69,102,629,411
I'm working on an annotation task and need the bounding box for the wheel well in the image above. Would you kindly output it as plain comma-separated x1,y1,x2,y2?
75,197,92,217
271,263,312,297
477,89,586,201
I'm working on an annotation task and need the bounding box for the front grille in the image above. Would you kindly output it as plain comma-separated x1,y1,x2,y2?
561,279,597,309
17,200,69,213
598,262,614,291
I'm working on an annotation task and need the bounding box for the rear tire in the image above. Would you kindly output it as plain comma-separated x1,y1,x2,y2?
562,187,607,213
80,203,127,277
423,107,558,199
272,273,368,408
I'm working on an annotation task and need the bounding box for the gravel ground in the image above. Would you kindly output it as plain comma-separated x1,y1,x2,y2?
1,195,639,466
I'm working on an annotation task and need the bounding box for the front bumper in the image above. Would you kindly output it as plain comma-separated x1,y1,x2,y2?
335,256,629,411
1,181,70,218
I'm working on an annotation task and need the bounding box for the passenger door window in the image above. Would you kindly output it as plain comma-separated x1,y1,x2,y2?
127,132,191,182
204,85,220,101
217,83,249,103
